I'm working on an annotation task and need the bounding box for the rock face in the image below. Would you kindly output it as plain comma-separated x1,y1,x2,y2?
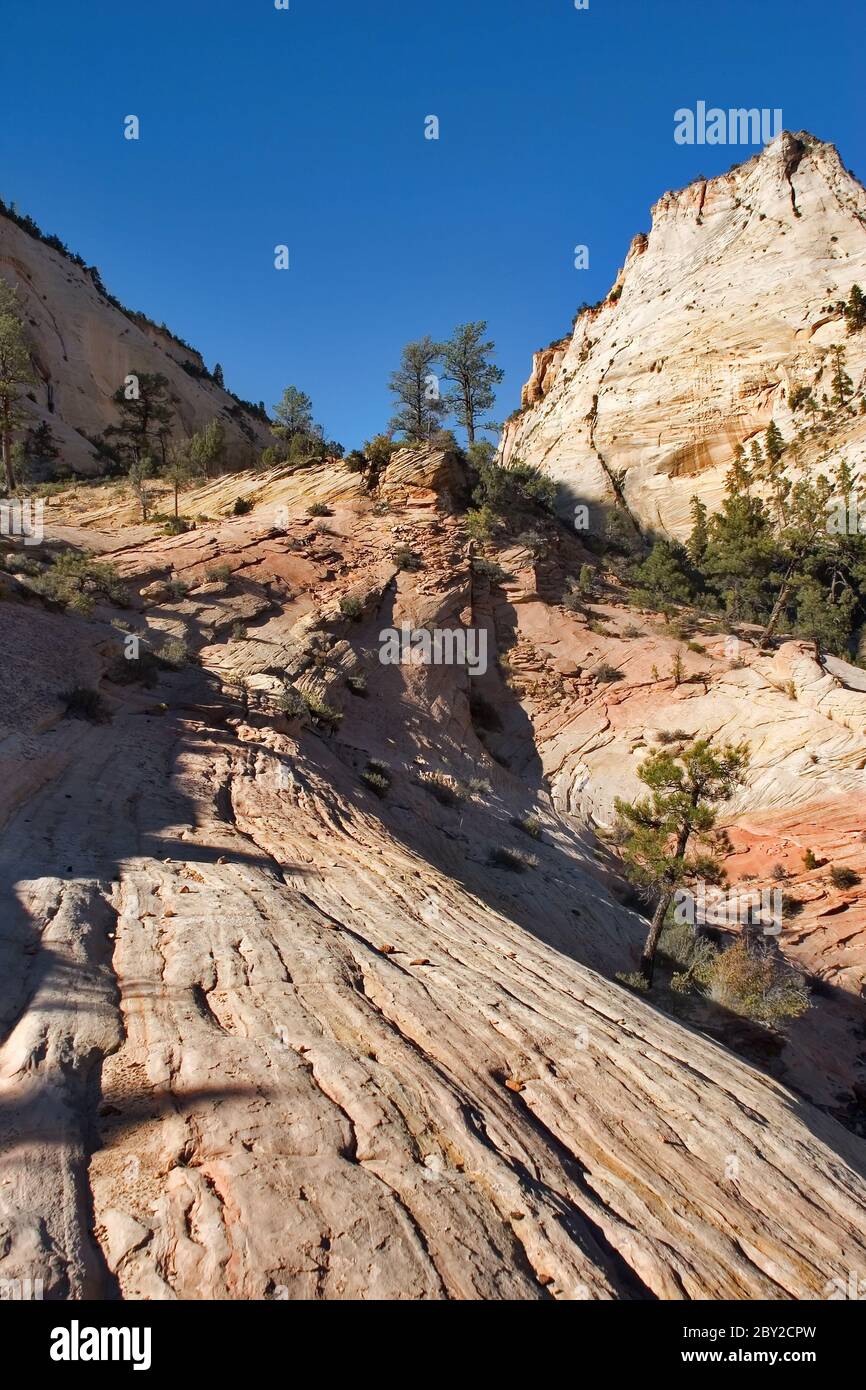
500,133,866,535
2,455,866,1301
0,210,271,475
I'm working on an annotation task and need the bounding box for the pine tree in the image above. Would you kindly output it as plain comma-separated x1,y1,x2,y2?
686,495,709,564
830,345,853,406
724,445,752,498
441,322,504,444
0,281,35,494
615,739,750,986
105,372,175,464
845,284,866,335
163,445,192,517
762,421,790,526
188,419,226,480
213,362,225,388
272,386,314,443
633,540,694,607
388,337,446,441
127,456,155,522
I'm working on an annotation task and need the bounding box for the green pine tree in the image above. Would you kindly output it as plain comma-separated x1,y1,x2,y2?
615,739,750,986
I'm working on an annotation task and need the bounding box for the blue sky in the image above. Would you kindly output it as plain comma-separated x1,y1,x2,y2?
1,0,863,449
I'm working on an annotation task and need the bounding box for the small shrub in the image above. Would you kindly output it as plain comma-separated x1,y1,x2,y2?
770,863,788,882
307,502,331,518
513,814,542,840
706,939,810,1024
489,844,538,872
166,577,190,600
802,848,819,871
305,693,343,730
163,516,191,536
230,621,248,641
61,686,109,722
275,685,306,719
656,729,690,745
339,595,364,621
420,771,463,806
361,760,392,798
515,529,547,560
156,635,189,668
472,556,510,583
232,497,253,516
467,776,493,797
781,894,805,918
622,623,643,638
687,641,706,654
830,865,861,889
393,545,422,572
361,769,390,798
615,971,650,993
204,563,232,584
594,662,624,684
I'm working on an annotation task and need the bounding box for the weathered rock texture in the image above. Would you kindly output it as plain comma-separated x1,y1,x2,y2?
0,210,271,474
2,454,866,1300
500,133,866,535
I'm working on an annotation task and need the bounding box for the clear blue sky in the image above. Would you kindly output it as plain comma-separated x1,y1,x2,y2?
1,0,863,449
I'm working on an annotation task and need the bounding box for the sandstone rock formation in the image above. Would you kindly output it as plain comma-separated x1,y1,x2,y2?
500,132,866,535
0,209,271,475
2,452,866,1300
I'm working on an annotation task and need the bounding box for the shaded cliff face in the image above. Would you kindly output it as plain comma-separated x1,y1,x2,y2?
2,452,865,1300
500,132,866,536
0,212,271,474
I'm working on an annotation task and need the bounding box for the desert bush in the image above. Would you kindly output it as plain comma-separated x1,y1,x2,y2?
304,693,343,730
204,563,232,584
513,814,542,839
275,685,306,719
655,729,690,745
156,635,189,668
393,545,422,572
163,516,191,536
420,771,463,806
361,769,390,798
616,970,650,993
830,865,861,889
230,621,248,641
339,595,364,620
594,662,624,683
467,776,493,797
166,576,190,600
472,556,510,583
232,497,253,516
489,844,538,872
307,502,331,517
705,939,810,1024
802,848,819,870
61,686,109,722
32,552,129,614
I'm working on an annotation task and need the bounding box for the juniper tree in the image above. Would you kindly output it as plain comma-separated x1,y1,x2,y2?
441,322,504,444
615,738,750,987
388,337,446,441
127,456,155,522
0,281,35,495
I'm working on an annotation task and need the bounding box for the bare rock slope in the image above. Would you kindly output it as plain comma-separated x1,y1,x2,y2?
2,455,866,1300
